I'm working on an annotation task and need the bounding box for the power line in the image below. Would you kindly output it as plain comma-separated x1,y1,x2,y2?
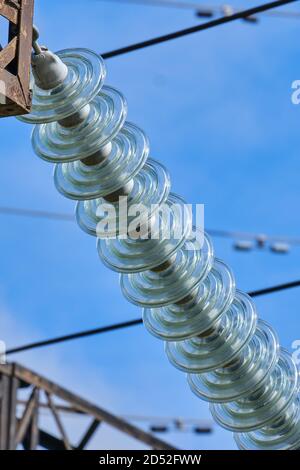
208,228,300,245
1,205,300,246
5,319,142,355
16,399,214,433
17,400,210,424
5,279,300,356
0,206,74,222
101,0,299,59
247,280,300,297
16,399,213,429
96,0,300,19
17,400,211,425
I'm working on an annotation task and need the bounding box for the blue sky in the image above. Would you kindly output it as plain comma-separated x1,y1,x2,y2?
0,0,300,450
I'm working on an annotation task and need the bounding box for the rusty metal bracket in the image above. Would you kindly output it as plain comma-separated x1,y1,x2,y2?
0,0,34,118
0,362,177,450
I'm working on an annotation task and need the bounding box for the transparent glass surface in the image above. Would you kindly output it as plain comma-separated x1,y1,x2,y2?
120,232,214,307
98,193,190,273
211,349,298,432
143,259,235,341
54,122,149,199
76,159,170,237
19,49,106,124
188,320,279,402
165,291,257,373
32,86,127,162
235,397,300,450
